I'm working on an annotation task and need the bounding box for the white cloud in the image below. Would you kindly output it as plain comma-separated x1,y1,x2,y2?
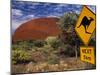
54,7,62,11
12,9,23,16
12,19,29,34
75,10,80,14
75,5,82,9
46,15,60,18
26,14,35,18
12,14,35,34
21,14,35,21
12,20,23,32
12,9,35,33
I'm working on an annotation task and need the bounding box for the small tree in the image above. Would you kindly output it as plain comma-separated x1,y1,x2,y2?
58,12,78,32
58,12,79,58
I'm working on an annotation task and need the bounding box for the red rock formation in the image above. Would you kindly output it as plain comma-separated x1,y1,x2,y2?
12,17,61,42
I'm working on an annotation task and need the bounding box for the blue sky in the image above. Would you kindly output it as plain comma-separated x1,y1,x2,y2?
12,0,96,34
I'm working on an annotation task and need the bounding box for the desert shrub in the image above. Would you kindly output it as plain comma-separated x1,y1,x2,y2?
12,50,31,64
58,45,75,57
12,40,31,51
46,37,57,45
33,40,46,47
14,40,22,45
46,37,61,49
89,39,96,46
26,40,37,49
46,37,57,44
47,54,59,64
50,40,61,49
12,44,20,51
65,45,75,57
41,45,54,55
12,40,46,51
30,51,47,62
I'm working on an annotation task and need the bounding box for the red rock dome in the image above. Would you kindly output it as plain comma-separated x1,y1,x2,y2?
12,17,61,42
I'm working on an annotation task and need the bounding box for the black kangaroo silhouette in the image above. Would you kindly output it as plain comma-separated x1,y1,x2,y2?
77,16,94,34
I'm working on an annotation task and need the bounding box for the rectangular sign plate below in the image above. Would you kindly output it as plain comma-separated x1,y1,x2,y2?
80,46,95,64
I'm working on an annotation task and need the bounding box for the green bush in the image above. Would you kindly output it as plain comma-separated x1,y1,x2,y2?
46,37,61,49
12,44,20,51
46,37,57,44
50,40,61,49
12,40,47,51
12,50,31,64
41,45,53,55
12,40,31,51
33,40,46,47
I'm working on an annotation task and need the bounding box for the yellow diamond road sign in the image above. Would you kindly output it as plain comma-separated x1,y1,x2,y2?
75,6,96,45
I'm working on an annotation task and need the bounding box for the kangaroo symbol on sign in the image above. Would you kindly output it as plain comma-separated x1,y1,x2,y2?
77,16,94,34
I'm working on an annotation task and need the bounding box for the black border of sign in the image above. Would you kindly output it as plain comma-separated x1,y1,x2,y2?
10,1,96,75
